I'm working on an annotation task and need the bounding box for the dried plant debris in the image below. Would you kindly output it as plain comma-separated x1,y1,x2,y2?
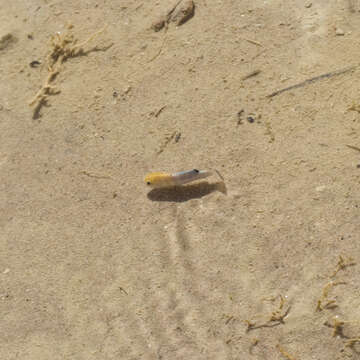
316,281,346,312
324,318,348,338
346,144,360,152
264,120,275,143
316,255,356,311
241,69,261,81
324,317,360,340
29,24,108,118
324,320,360,356
153,105,166,118
156,130,181,154
267,65,356,98
345,338,360,352
276,344,297,360
244,295,291,332
331,255,356,278
267,295,291,324
80,170,111,180
348,102,360,113
151,0,195,32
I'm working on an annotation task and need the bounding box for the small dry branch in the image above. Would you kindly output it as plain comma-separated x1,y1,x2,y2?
276,344,297,360
324,318,348,338
29,25,107,118
316,281,346,312
267,65,356,98
244,295,291,332
331,255,356,278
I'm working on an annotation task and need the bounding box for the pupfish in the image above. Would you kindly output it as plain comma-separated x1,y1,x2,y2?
144,169,213,189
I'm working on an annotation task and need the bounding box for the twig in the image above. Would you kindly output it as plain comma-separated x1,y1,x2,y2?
154,105,166,118
242,69,261,80
166,0,183,21
73,25,107,51
147,34,167,63
267,65,356,98
276,344,297,360
244,295,291,332
241,37,263,47
316,281,346,311
324,318,352,338
29,25,108,118
119,287,128,295
331,255,356,278
346,144,360,153
345,338,360,348
80,171,111,179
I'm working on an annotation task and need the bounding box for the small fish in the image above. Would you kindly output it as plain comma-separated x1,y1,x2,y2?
144,169,213,188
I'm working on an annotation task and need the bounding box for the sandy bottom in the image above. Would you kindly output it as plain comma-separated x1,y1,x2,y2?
1,0,360,359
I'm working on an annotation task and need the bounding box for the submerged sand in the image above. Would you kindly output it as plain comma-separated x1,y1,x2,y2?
1,1,360,359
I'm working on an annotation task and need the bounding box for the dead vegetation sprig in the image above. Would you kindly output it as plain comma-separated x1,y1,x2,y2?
29,24,108,118
267,65,356,98
276,344,297,360
316,281,347,312
244,295,291,332
331,255,356,278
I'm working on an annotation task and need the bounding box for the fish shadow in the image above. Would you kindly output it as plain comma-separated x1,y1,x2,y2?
147,181,227,202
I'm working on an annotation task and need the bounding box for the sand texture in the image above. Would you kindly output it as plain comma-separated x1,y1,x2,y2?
1,0,360,359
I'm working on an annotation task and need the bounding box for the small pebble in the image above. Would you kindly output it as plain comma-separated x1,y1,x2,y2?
335,28,345,36
305,2,312,8
3,268,10,274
